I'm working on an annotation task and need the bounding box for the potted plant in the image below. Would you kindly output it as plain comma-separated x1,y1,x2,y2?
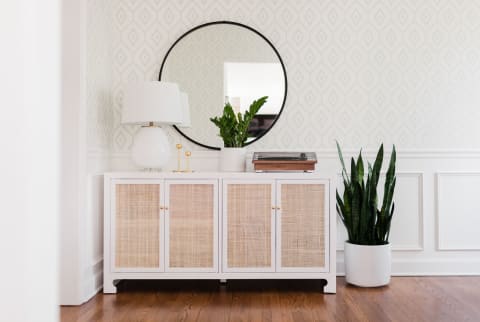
210,96,268,172
336,142,396,287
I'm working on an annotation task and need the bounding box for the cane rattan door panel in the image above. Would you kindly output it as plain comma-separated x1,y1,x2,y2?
104,174,336,295
278,182,326,270
166,182,217,271
115,183,161,269
225,182,274,271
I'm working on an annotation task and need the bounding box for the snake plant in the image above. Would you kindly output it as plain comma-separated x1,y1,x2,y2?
336,142,397,245
210,96,268,147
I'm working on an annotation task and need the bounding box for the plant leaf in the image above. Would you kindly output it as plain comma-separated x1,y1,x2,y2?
210,97,267,147
336,143,396,245
336,141,350,185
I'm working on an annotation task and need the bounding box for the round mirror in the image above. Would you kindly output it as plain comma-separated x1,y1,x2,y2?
159,21,287,150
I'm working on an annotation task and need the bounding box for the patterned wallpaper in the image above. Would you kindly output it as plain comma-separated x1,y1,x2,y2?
108,0,480,153
87,0,113,153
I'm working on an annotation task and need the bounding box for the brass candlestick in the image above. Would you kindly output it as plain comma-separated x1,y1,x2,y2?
173,143,182,172
184,151,192,172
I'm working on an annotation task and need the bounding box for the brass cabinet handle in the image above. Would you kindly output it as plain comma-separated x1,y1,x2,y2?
276,206,281,210
159,206,164,210
164,207,169,211
271,206,276,210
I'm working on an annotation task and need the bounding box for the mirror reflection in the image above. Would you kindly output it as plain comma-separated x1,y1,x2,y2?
160,22,287,149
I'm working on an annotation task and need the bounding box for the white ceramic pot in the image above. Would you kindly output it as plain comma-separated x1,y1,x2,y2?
344,242,391,287
220,147,247,172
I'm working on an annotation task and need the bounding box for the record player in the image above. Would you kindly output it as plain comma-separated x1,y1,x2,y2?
252,152,317,172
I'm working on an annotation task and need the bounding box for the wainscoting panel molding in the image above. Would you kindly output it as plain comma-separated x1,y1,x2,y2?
436,172,480,251
382,172,424,251
108,150,480,276
336,172,424,252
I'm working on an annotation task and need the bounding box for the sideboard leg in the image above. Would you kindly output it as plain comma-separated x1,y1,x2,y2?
103,278,118,294
324,277,336,294
220,279,227,284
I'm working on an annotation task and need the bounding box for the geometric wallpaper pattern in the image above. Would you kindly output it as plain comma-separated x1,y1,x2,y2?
103,0,480,153
87,0,114,152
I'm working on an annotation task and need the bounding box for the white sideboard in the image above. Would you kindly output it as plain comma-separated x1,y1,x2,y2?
103,172,336,293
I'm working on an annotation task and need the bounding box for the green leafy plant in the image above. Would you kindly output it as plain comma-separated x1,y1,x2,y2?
210,96,268,147
336,142,397,245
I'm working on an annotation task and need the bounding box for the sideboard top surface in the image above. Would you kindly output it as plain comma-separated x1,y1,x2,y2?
104,172,333,180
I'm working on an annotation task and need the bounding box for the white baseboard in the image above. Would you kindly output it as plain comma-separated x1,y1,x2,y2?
336,258,480,276
82,257,480,294
82,259,103,303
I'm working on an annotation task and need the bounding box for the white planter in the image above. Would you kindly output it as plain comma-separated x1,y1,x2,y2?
344,242,391,287
220,147,247,172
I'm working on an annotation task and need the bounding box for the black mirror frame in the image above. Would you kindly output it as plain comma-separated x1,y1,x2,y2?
158,21,288,151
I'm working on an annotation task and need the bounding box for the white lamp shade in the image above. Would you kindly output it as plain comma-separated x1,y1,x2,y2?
122,81,183,125
178,92,191,128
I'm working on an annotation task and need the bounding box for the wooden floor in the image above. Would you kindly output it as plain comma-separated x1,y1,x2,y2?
61,277,480,322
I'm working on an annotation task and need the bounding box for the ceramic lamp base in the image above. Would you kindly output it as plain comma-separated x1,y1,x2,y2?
131,126,170,169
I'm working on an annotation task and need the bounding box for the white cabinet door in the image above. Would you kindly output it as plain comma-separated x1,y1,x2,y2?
111,179,164,272
223,180,276,272
165,180,218,272
276,180,329,273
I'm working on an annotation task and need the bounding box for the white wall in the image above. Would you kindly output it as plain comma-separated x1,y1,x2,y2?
225,62,284,114
0,0,60,321
59,0,87,306
103,0,480,276
60,0,113,305
84,0,113,302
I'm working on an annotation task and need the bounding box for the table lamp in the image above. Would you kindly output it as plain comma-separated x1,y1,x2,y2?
122,81,183,169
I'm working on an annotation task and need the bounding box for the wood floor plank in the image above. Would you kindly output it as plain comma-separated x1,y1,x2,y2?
60,277,480,322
